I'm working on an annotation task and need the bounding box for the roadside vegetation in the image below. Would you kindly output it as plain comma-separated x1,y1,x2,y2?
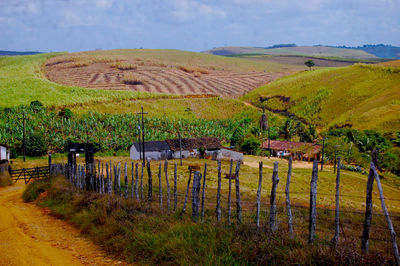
22,155,400,265
0,171,12,187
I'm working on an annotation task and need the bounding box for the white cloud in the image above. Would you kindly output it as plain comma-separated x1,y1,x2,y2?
170,0,226,23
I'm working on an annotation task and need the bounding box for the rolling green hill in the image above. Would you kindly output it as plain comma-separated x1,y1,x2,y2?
243,64,400,134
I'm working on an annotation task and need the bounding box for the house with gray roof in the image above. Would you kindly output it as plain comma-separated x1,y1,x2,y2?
129,137,243,161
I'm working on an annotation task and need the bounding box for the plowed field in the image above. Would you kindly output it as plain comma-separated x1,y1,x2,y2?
45,57,286,98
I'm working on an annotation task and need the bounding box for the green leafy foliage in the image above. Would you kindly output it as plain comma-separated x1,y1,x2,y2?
240,135,261,155
26,133,47,157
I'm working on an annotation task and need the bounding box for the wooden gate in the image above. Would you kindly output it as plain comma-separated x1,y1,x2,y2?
10,166,50,184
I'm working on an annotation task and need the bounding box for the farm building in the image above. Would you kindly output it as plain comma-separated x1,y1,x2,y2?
130,137,243,161
130,141,171,161
0,144,10,162
261,140,321,161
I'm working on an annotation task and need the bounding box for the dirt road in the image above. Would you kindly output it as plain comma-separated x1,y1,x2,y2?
0,182,127,266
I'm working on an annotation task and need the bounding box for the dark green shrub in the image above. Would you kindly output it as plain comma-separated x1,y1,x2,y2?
240,135,261,155
231,127,244,146
29,100,44,112
59,108,73,119
26,133,47,157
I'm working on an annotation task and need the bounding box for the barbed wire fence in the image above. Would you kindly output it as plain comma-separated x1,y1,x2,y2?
49,153,400,263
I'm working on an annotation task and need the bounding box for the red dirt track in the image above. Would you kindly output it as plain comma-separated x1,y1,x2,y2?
45,61,286,98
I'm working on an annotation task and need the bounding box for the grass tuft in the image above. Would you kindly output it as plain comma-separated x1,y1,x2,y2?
122,72,144,85
0,171,12,187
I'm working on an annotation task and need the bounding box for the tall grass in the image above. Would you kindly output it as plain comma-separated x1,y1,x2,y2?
30,175,393,265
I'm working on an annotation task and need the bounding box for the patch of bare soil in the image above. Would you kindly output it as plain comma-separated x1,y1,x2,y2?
0,183,131,266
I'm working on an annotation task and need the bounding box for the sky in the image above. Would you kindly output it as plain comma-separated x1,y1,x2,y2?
0,0,399,52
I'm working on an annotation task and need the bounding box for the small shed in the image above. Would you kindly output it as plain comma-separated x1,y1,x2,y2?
130,141,171,161
0,144,10,162
261,140,321,161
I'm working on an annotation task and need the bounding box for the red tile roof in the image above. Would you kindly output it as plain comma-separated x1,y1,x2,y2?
261,140,321,154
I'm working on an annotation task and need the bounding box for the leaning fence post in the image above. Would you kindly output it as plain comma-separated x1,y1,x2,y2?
192,171,202,221
309,159,319,243
332,156,341,246
269,161,279,231
173,163,178,211
256,161,263,228
164,160,170,212
227,159,233,224
118,163,121,196
286,156,294,238
371,162,400,265
361,150,377,252
201,163,207,220
158,162,163,212
124,162,129,198
147,160,153,202
216,160,222,222
235,161,242,225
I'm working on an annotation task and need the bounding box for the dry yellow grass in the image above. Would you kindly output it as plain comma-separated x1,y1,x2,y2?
109,61,138,70
178,65,209,74
122,72,144,85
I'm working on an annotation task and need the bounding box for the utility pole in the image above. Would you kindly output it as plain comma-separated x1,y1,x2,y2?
321,136,326,171
334,145,340,174
136,106,148,166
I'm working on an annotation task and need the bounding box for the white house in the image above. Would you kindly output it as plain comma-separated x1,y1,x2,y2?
130,141,171,161
129,137,243,162
0,144,10,162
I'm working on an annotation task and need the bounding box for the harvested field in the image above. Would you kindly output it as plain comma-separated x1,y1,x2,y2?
45,56,286,98
241,55,357,67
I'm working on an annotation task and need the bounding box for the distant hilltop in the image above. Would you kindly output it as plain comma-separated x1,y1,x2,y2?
0,50,43,56
205,44,400,59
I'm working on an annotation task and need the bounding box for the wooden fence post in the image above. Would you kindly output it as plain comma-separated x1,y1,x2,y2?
140,162,144,200
124,162,129,199
371,162,400,265
147,160,153,202
164,160,170,212
269,161,279,231
216,160,222,222
158,162,163,212
201,163,207,220
174,163,178,211
192,171,202,221
182,167,193,214
361,150,377,252
309,159,319,243
235,161,242,225
117,163,121,196
135,163,139,200
101,162,104,194
285,156,294,238
256,161,263,228
332,156,341,246
131,162,134,198
227,159,233,224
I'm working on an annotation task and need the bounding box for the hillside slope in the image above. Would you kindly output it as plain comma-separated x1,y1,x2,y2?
206,46,378,59
45,49,293,98
243,64,400,134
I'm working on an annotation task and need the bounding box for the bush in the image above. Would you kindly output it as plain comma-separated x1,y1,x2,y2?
0,171,12,187
22,179,50,202
58,108,73,119
26,133,47,157
29,100,44,112
231,127,244,146
240,135,261,155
